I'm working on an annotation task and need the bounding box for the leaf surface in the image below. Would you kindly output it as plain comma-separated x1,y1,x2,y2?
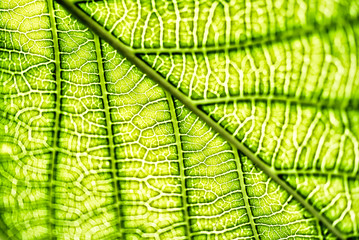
70,0,359,238
0,0,358,239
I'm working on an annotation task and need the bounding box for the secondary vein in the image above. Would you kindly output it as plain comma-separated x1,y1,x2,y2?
233,148,260,240
47,0,61,237
94,34,123,238
165,92,191,239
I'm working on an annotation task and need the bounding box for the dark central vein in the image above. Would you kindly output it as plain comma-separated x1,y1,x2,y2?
47,0,61,238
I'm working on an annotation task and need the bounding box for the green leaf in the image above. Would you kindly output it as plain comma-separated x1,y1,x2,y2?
0,0,358,239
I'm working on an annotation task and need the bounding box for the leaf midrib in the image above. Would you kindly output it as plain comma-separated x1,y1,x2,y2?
47,0,62,238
